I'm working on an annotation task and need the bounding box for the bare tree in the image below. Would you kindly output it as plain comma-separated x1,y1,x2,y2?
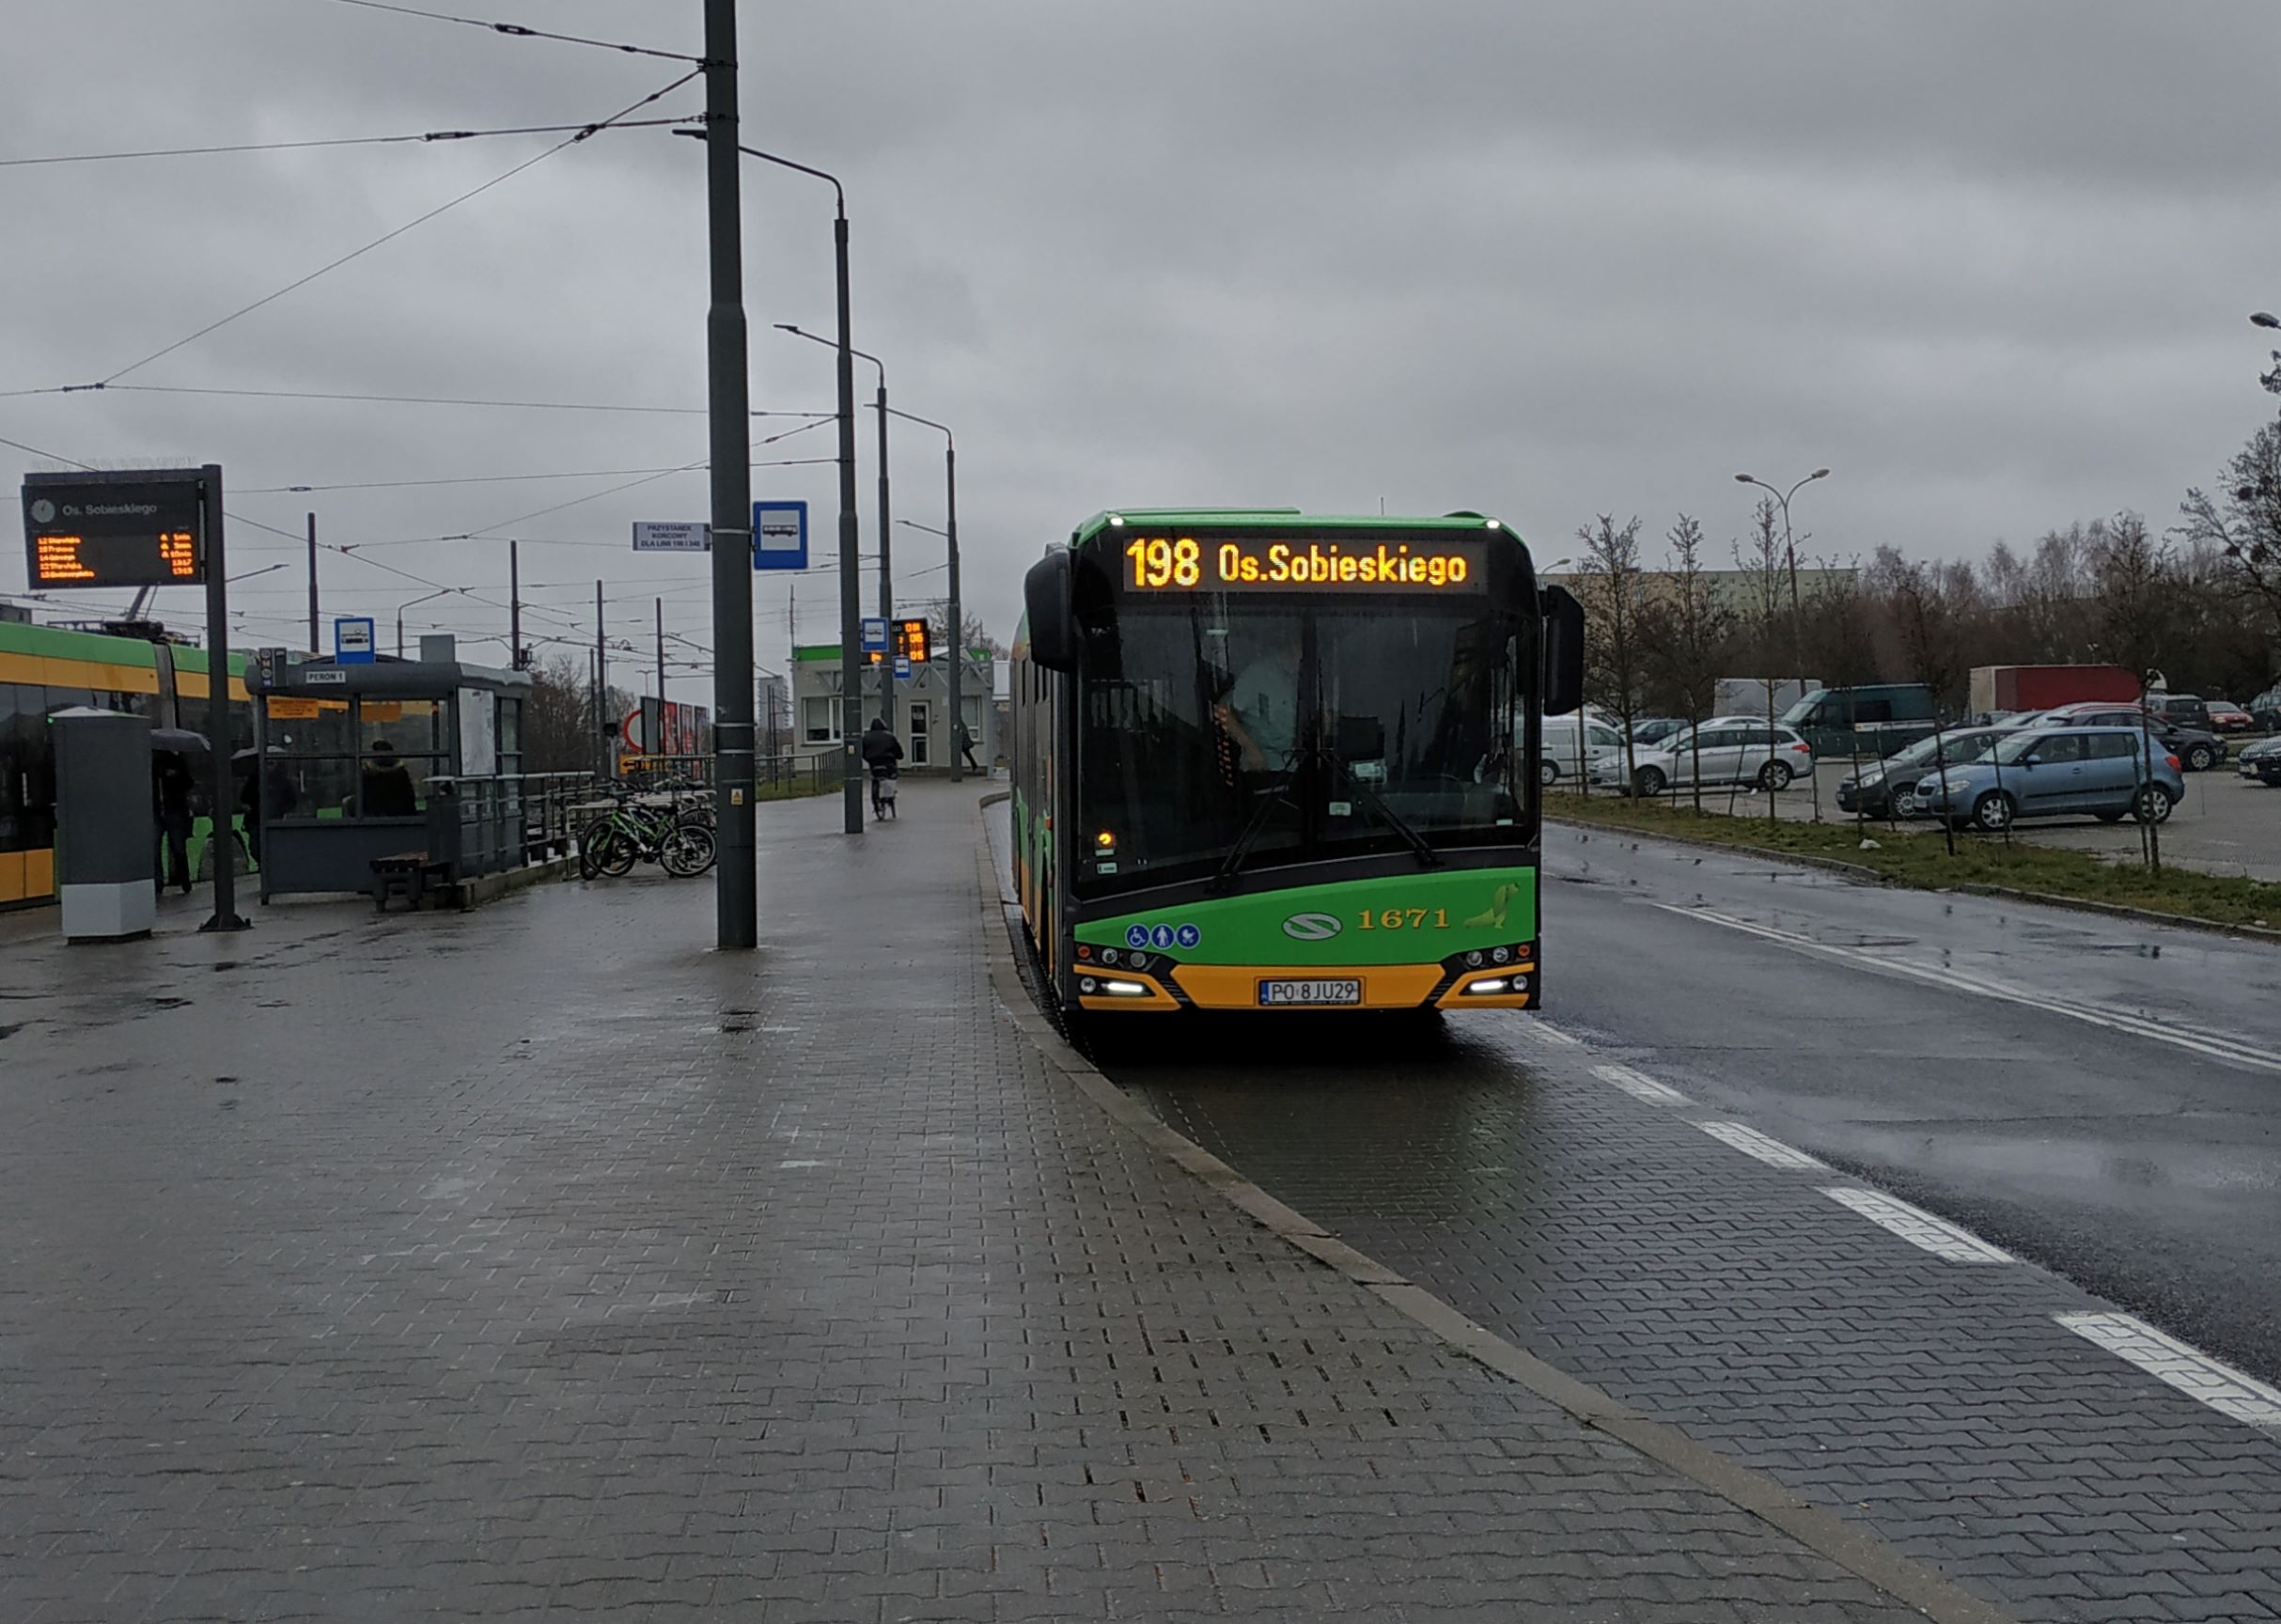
1574,514,1648,793
1637,513,1733,810
522,652,627,776
926,605,1007,662
2179,418,2281,632
1888,558,1963,853
2092,511,2171,874
1731,500,1787,820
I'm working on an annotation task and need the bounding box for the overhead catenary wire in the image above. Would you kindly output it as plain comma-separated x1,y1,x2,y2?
319,0,704,62
0,383,830,418
89,69,702,386
431,424,836,541
0,116,698,169
237,449,835,494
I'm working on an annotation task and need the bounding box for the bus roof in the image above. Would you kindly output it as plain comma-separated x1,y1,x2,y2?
1068,508,1517,547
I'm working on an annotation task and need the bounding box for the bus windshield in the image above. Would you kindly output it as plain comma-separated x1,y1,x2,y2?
1075,598,1522,894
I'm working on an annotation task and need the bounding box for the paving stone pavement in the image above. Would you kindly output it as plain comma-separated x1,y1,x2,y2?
1102,934,2281,1623
0,781,1985,1621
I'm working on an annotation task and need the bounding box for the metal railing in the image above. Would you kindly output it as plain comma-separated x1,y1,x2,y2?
758,753,836,796
617,754,835,797
425,771,597,882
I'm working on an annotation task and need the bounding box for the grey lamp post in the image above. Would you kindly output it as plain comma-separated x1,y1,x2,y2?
395,587,455,658
1733,468,1830,635
779,323,895,736
1734,468,1830,704
884,409,962,782
680,130,864,834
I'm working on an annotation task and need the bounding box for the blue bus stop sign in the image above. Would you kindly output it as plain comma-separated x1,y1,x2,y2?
860,617,889,654
893,654,912,679
334,616,376,664
753,500,808,570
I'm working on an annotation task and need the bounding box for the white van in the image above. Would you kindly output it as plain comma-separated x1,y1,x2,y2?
1537,713,1623,785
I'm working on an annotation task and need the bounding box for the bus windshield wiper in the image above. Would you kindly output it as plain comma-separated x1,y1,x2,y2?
1211,755,1299,892
1327,749,1441,868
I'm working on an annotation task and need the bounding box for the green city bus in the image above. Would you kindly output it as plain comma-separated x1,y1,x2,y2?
1009,508,1583,1017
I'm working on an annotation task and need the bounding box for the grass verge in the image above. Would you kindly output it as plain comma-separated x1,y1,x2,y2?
1546,791,2281,933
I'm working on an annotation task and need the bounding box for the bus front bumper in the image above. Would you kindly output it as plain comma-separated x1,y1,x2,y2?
1073,952,1537,1012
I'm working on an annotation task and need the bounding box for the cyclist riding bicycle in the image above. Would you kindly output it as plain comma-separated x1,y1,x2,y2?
860,716,903,820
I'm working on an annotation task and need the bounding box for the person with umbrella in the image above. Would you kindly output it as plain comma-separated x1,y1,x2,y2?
152,750,195,895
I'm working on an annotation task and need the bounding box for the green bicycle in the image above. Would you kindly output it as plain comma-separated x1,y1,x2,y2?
578,794,715,881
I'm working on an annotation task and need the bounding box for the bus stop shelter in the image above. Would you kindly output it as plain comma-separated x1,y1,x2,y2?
247,642,531,900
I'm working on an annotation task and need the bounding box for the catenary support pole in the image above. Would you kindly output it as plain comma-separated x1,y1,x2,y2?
875,372,893,742
945,441,962,784
704,0,759,944
305,511,318,652
508,539,521,666
596,580,607,781
200,464,247,931
833,211,865,833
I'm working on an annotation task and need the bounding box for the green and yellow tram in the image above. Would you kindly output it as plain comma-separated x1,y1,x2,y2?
1009,508,1583,1017
0,617,252,908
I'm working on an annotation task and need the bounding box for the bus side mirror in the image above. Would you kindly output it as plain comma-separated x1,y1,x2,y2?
1541,585,1586,715
1023,550,1081,673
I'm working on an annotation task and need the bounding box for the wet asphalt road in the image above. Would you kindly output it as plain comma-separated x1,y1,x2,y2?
1087,821,2281,1385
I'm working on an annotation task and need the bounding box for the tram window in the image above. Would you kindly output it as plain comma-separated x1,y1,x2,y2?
0,683,39,854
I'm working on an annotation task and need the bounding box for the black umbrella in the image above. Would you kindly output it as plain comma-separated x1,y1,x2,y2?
151,727,210,756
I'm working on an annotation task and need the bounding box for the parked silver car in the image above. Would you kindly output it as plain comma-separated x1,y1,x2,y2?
1591,717,1816,796
1914,726,2185,832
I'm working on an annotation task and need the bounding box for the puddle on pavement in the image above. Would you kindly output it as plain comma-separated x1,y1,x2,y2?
1846,1128,2281,1197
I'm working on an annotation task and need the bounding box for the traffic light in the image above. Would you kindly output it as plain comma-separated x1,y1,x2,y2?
895,617,930,664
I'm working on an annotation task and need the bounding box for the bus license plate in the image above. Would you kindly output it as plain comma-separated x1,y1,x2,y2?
1257,977,1363,1007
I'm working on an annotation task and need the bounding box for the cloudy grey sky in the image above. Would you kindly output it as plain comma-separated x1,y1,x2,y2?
5,0,2279,702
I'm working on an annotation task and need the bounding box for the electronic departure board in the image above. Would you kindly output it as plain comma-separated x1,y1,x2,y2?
1117,533,1488,595
21,472,209,589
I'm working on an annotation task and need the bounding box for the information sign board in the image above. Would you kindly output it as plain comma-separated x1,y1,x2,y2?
633,521,711,553
22,470,208,588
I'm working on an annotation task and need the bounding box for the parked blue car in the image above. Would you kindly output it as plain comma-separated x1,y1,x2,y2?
1914,725,2184,834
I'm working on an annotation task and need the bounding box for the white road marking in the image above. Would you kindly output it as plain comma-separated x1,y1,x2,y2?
2056,1312,2281,1431
1519,1020,1582,1046
1695,1120,1828,1171
1591,1063,1690,1105
777,1159,825,1169
1820,1186,2016,1263
1656,903,2281,1075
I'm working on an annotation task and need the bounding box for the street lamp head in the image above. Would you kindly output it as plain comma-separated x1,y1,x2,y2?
1810,468,1831,480
1733,473,1757,484
2252,312,2280,330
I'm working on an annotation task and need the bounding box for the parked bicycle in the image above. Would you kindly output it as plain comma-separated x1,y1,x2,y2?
579,792,716,880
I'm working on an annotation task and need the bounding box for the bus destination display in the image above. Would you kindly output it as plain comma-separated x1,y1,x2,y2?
1121,534,1486,594
22,474,208,589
